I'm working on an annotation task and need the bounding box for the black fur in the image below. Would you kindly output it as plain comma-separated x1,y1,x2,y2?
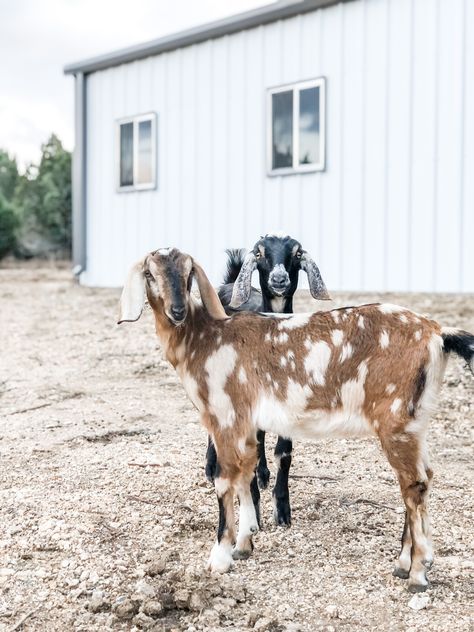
442,330,474,373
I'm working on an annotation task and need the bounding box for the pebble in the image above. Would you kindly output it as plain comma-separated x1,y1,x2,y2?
141,599,163,617
133,579,156,599
133,612,156,629
188,590,207,612
145,557,167,576
254,617,275,631
89,590,110,613
325,605,339,619
174,588,190,609
113,597,139,619
407,594,430,611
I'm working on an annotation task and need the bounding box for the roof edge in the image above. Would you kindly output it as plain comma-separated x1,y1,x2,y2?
64,0,349,75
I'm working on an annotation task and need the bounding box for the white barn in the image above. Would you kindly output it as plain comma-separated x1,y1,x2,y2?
65,0,474,292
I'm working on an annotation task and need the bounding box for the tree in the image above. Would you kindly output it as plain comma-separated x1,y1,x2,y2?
0,193,18,258
0,150,20,202
14,134,72,256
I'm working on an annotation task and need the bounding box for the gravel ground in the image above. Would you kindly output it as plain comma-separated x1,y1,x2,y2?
0,264,473,632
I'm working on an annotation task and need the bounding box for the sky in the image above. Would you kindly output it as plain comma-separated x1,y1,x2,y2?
0,0,273,171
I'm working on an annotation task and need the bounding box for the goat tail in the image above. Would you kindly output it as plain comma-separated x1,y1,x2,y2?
442,328,474,375
222,249,246,285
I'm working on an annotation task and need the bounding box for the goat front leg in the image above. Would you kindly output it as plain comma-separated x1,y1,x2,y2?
272,436,292,526
256,430,270,489
234,444,259,560
207,473,236,573
205,435,218,482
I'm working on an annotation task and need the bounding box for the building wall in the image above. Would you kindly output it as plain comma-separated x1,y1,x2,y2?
84,0,474,291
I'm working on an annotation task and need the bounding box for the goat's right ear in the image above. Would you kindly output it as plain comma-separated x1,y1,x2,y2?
118,260,146,324
229,252,257,308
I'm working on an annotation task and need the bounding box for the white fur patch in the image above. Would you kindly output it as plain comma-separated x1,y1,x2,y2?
180,371,203,411
414,330,422,341
340,343,353,362
205,345,237,428
358,316,365,329
399,314,408,324
386,383,396,395
340,360,368,414
331,329,344,347
390,398,402,414
331,312,340,324
278,313,311,330
157,248,171,256
304,341,332,386
265,332,272,342
271,297,286,312
280,356,287,368
214,477,230,496
379,304,405,314
274,332,289,344
238,366,248,384
380,330,390,349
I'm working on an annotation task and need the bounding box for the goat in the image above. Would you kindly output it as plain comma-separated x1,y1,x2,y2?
119,247,474,593
206,234,330,528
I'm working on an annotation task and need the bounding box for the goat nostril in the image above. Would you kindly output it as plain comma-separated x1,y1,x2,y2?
170,306,186,321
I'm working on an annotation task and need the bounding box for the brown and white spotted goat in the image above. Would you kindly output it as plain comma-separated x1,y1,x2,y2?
118,247,474,593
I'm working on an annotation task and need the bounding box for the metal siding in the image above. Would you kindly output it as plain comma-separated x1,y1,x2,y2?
83,0,473,292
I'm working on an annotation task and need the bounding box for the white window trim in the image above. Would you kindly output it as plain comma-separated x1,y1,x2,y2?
267,77,326,176
116,112,157,192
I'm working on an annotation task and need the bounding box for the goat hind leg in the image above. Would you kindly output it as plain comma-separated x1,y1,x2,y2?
272,436,292,527
256,430,270,489
393,511,412,579
207,476,236,573
205,435,218,483
234,444,259,560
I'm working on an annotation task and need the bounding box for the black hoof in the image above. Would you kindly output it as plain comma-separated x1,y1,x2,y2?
393,567,410,580
257,466,270,490
232,549,252,560
274,498,291,527
408,582,429,593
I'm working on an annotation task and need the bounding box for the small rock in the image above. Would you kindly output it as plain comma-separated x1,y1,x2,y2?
134,579,156,600
113,597,138,620
88,570,100,585
254,617,275,631
188,590,207,612
67,578,80,588
212,596,236,613
408,594,430,611
325,605,338,619
133,612,156,629
174,588,190,609
145,557,167,577
199,608,220,626
89,590,110,613
141,599,163,617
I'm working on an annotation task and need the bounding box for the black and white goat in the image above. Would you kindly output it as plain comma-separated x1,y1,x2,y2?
119,247,474,592
206,234,330,527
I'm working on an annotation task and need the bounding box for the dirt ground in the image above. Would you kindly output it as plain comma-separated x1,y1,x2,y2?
0,263,473,632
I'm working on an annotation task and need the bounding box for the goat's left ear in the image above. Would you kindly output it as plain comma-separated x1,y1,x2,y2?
118,260,146,323
300,252,331,300
192,260,228,320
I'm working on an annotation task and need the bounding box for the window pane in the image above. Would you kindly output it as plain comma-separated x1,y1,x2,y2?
272,91,293,169
299,86,320,165
120,122,134,186
137,119,153,185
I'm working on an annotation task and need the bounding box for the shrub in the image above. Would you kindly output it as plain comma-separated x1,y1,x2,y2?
0,194,18,259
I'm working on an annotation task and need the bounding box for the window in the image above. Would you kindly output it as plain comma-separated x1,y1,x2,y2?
267,78,325,175
116,113,156,191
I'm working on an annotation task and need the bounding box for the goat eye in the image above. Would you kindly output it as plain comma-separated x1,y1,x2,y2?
144,270,153,280
296,251,302,259
255,252,261,259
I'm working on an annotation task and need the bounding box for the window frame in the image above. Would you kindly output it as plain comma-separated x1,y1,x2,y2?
267,77,326,176
116,112,157,192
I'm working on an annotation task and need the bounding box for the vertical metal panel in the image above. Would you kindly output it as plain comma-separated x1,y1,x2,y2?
362,0,388,290
180,46,197,256
462,0,474,292
434,0,465,291
385,0,412,291
340,0,364,290
319,3,343,290
409,0,437,291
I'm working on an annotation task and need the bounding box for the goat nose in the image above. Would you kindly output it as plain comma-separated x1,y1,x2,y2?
170,306,186,321
272,272,288,285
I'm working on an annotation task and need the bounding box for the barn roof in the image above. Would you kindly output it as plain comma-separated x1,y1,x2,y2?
64,0,351,75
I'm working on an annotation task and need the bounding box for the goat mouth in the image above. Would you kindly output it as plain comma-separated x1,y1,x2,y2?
269,284,291,297
166,313,187,326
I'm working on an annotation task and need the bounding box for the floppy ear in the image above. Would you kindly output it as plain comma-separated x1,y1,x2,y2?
229,252,257,308
192,260,228,320
300,253,331,300
118,260,146,323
